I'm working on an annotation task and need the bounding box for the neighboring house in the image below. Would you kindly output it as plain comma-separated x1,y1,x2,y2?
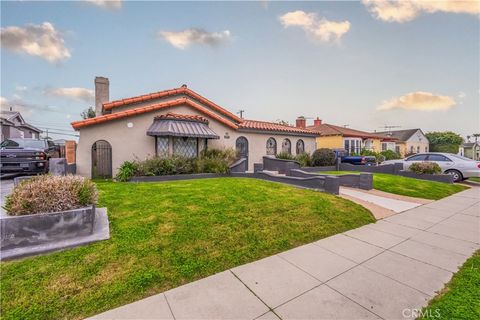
0,110,42,141
459,142,480,160
374,129,429,157
71,77,317,178
306,118,395,155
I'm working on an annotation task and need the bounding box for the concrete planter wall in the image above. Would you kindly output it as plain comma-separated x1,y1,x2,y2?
230,158,247,173
1,205,95,251
398,171,454,184
289,169,373,190
263,157,301,174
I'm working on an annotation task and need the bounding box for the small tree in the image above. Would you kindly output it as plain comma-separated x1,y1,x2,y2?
312,148,336,166
81,107,96,119
426,131,463,153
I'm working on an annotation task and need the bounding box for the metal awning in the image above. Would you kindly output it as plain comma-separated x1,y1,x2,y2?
147,118,220,139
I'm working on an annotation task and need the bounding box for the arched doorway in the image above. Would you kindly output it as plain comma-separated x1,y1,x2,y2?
236,136,249,170
91,140,112,178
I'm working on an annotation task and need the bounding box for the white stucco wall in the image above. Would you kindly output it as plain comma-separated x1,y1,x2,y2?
75,103,316,177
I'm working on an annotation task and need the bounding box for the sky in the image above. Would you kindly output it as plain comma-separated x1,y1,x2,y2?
1,0,479,141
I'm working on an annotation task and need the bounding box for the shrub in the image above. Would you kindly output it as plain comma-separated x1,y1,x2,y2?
136,156,196,176
4,175,98,216
360,150,385,163
380,150,401,160
196,148,236,173
312,148,336,166
115,161,139,182
409,162,442,175
276,152,295,160
295,152,312,167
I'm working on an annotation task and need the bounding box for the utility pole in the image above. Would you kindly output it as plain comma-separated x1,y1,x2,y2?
237,110,245,119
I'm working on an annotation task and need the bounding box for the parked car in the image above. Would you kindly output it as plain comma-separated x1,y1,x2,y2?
0,138,59,175
383,152,480,182
340,155,377,166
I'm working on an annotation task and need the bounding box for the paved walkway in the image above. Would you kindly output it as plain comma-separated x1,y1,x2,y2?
91,188,479,320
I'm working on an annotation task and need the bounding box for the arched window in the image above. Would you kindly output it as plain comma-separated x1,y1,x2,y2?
282,138,291,154
266,137,277,155
296,139,305,155
91,140,112,179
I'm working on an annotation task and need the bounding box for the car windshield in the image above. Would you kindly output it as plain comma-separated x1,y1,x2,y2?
449,154,475,161
0,139,46,149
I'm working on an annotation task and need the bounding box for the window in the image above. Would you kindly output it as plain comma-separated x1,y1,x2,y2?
173,137,197,158
395,146,400,154
406,154,428,161
417,146,420,153
382,143,387,151
266,137,277,155
410,146,414,154
156,137,169,156
427,155,450,162
282,138,291,154
296,139,305,155
425,146,428,152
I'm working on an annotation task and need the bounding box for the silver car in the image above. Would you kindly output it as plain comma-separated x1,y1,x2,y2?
383,152,480,182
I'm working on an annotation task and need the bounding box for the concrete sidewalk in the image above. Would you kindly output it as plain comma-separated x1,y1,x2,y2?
91,187,479,320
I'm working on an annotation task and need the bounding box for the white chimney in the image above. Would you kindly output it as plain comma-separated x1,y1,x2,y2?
95,76,109,116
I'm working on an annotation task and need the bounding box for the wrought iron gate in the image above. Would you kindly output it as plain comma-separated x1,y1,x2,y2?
235,136,249,170
91,140,112,178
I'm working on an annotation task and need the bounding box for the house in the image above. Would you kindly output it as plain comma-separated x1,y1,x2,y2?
459,142,480,160
71,77,318,178
374,129,429,157
305,118,395,155
0,110,42,141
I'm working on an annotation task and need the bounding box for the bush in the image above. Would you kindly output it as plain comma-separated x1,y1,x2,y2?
295,152,312,167
409,162,442,175
196,148,237,174
116,161,139,182
137,156,196,176
276,152,295,161
4,175,98,216
380,150,401,160
312,148,336,166
360,150,385,163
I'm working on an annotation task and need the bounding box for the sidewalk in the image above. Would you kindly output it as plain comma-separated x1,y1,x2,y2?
91,187,479,320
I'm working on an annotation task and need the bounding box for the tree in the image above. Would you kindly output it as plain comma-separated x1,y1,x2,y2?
425,131,463,153
80,107,96,119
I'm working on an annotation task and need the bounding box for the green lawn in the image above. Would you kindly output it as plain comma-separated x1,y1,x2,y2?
420,250,480,319
319,171,468,200
468,177,480,183
0,178,375,320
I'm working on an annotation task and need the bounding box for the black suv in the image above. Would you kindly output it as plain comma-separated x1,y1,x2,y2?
0,138,59,174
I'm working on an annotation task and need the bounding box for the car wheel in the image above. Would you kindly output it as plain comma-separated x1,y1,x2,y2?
445,169,463,182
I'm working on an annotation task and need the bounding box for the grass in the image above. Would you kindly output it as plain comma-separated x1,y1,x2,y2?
0,178,375,320
319,171,468,200
420,250,480,319
468,177,480,183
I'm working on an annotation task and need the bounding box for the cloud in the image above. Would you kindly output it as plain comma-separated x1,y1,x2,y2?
158,28,231,49
84,0,122,10
377,91,456,111
363,0,480,23
1,96,68,115
46,87,94,102
0,22,71,63
279,10,351,43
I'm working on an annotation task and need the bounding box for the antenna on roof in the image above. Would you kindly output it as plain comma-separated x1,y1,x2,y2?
237,110,245,119
379,125,401,136
343,124,349,128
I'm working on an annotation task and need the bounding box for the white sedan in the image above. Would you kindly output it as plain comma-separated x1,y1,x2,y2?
383,153,480,182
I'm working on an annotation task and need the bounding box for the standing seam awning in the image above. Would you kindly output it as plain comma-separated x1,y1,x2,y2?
147,119,220,139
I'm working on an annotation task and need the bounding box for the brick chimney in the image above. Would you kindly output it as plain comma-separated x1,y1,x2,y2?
313,117,322,126
95,76,109,117
296,116,306,129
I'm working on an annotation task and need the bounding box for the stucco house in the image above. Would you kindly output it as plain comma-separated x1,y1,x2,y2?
305,118,395,155
459,142,480,160
0,110,42,141
374,129,429,157
71,77,317,178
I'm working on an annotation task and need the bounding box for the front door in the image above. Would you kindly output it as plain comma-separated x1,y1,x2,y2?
92,140,112,179
235,136,249,170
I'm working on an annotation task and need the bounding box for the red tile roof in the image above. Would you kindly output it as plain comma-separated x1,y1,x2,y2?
240,119,317,135
102,86,242,123
154,112,209,124
71,98,239,130
307,123,394,140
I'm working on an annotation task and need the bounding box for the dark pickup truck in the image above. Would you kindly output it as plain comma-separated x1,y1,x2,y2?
0,138,59,175
340,155,377,166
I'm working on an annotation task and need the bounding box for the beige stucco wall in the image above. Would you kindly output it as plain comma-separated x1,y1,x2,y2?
76,103,316,177
316,135,343,149
404,130,429,155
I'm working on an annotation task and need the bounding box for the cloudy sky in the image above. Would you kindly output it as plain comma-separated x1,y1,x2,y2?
1,0,479,140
